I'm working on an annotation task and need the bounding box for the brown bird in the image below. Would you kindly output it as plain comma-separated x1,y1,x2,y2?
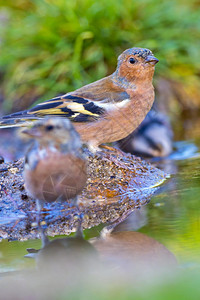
0,47,158,152
22,117,87,232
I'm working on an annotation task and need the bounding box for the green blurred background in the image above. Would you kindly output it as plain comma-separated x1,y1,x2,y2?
0,1,200,297
0,0,200,116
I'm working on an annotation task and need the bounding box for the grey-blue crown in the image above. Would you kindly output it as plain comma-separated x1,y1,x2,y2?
119,47,153,60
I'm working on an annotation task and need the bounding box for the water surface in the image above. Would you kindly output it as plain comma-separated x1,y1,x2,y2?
0,128,200,272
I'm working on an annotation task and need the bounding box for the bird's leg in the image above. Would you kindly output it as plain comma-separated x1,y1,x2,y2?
87,142,125,156
40,227,49,248
102,151,128,168
74,196,84,238
25,230,49,258
100,144,125,156
85,142,126,166
36,199,41,229
36,199,49,247
76,212,84,238
99,144,131,167
86,142,126,168
87,142,101,154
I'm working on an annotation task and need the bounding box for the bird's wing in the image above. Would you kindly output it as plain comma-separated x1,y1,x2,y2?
28,94,106,122
0,94,107,128
0,77,130,128
0,110,42,128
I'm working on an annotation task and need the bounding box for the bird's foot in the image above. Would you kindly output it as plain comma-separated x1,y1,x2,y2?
36,199,41,230
99,144,129,166
85,142,126,167
100,144,125,156
103,151,128,168
35,199,49,247
86,142,101,154
75,211,84,238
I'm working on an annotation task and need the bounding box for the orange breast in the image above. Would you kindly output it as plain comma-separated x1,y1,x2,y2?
24,152,87,203
74,85,154,146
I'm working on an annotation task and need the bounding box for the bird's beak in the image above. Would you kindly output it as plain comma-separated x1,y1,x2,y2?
22,127,42,138
145,55,159,65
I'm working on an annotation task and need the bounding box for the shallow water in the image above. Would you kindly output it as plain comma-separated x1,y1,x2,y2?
0,128,200,273
141,148,200,265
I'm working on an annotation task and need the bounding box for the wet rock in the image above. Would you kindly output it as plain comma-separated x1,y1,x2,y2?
0,149,168,240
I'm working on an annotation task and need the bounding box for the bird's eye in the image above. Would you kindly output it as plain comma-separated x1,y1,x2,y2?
129,57,136,64
46,125,54,131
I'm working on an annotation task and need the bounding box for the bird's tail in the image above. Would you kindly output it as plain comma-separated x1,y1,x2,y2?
0,110,40,129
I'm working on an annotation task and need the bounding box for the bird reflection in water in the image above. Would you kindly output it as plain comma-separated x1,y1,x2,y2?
26,229,98,275
25,207,177,282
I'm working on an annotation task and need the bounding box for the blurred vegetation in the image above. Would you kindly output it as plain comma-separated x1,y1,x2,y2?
0,0,200,113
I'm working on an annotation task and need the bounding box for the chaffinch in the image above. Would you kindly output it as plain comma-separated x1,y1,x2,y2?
0,47,159,151
116,110,173,157
22,117,87,233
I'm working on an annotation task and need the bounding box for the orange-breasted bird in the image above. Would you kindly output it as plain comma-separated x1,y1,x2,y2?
22,117,87,233
0,47,159,152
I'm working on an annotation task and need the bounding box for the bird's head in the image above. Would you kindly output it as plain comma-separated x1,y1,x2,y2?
115,47,159,85
22,117,81,150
